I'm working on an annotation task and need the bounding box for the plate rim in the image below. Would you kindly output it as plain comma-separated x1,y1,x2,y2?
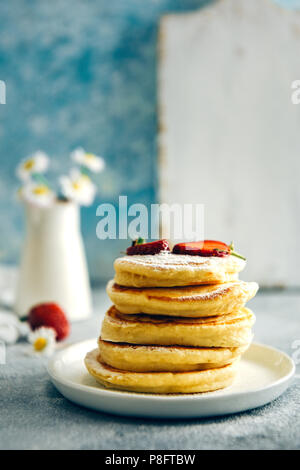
47,339,295,402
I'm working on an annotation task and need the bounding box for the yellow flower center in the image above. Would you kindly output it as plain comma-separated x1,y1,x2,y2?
33,185,49,196
33,337,47,351
85,153,95,159
72,181,81,191
24,159,35,171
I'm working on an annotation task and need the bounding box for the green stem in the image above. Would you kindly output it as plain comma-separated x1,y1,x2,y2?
216,246,246,261
32,173,51,188
230,250,246,261
228,241,246,261
80,165,90,177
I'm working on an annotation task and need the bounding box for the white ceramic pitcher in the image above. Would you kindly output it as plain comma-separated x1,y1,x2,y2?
15,200,92,321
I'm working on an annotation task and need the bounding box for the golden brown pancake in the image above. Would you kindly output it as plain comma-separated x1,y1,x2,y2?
101,306,255,348
107,280,258,317
84,348,239,394
114,252,245,288
98,338,249,372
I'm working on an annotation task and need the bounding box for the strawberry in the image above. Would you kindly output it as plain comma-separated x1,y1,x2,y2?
28,303,70,341
172,240,246,260
126,238,170,255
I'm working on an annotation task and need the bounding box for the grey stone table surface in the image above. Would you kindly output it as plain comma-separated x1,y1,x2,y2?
1,287,300,450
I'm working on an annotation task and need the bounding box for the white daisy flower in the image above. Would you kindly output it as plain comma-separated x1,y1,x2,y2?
16,151,49,182
70,147,105,173
59,168,97,206
28,327,56,356
22,181,56,208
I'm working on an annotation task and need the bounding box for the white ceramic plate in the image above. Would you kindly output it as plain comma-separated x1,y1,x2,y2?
47,339,295,419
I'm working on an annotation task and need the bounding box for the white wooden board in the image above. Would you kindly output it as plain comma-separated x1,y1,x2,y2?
158,0,300,287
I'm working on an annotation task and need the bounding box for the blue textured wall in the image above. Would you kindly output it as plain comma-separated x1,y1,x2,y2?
0,0,294,282
0,0,212,282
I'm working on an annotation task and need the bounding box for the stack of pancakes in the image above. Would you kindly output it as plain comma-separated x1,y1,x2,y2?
85,252,258,394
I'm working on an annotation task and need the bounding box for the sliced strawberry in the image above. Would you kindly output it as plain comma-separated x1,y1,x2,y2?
172,240,246,260
126,239,170,255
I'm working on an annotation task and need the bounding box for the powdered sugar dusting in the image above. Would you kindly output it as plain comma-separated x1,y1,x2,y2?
117,252,245,271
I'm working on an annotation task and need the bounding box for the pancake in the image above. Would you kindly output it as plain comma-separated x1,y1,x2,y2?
107,280,258,317
84,349,238,394
101,306,255,348
114,252,245,287
98,338,249,372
